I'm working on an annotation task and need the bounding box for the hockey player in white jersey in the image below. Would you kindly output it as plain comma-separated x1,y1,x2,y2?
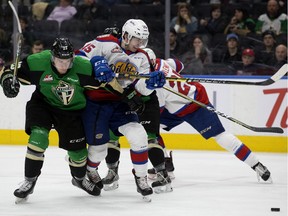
77,19,166,201
144,48,272,183
95,26,174,194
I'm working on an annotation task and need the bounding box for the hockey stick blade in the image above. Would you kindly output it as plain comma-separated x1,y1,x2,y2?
264,63,288,84
163,86,284,134
116,63,287,86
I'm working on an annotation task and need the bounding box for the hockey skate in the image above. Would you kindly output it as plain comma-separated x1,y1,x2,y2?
87,169,104,189
102,167,119,191
252,162,273,183
14,177,37,204
165,151,175,180
72,174,102,196
132,169,153,202
148,151,175,180
151,169,173,194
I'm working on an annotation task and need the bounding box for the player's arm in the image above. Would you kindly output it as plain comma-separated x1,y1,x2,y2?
134,54,166,96
0,58,32,98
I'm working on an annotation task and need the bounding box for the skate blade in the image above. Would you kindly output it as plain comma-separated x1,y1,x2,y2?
148,173,157,180
103,181,119,191
265,176,273,184
168,172,175,180
142,195,152,202
256,175,273,184
153,184,173,194
15,196,29,204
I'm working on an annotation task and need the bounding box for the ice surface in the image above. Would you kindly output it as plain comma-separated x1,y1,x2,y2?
0,145,287,216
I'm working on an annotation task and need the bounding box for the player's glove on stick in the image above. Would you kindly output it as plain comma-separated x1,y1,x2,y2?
122,87,145,115
103,27,121,38
145,71,166,90
91,56,115,83
0,72,20,98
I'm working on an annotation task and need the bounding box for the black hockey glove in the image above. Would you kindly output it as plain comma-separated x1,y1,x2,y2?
0,72,20,98
103,27,121,38
122,87,145,115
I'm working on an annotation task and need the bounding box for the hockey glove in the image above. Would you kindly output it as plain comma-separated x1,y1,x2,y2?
122,87,145,115
0,72,20,98
145,71,166,90
103,27,121,38
91,56,115,83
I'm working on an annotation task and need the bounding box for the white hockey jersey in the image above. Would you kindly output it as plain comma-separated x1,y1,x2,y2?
155,58,209,117
78,34,153,97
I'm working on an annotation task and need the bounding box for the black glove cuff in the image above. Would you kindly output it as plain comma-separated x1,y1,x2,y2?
0,72,13,87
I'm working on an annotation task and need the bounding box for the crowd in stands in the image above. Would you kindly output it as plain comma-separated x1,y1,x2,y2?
0,0,287,75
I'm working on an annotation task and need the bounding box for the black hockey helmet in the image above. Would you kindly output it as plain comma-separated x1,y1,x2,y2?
51,38,74,59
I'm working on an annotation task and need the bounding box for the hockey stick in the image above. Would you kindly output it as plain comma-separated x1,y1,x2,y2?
8,1,23,86
162,86,284,134
116,63,287,86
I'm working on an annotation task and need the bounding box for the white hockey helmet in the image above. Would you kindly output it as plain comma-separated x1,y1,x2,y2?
143,48,156,66
122,19,149,47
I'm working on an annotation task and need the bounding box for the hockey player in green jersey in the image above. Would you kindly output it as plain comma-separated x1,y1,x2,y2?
0,38,116,203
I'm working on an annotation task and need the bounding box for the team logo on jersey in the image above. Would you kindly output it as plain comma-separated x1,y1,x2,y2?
111,60,137,74
52,81,75,105
95,133,103,139
43,75,53,82
111,45,122,53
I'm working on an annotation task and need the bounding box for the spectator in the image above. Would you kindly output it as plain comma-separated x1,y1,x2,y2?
16,17,36,60
19,16,35,48
75,0,108,22
269,44,287,69
31,40,45,54
170,2,198,35
255,0,287,35
31,1,49,21
224,7,256,36
21,40,45,59
179,35,212,75
0,27,10,49
47,0,77,26
215,33,242,64
169,28,186,59
0,28,12,63
254,30,276,65
197,4,228,37
233,48,276,75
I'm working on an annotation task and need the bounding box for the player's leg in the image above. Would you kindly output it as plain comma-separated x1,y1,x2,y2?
111,101,153,198
102,130,120,191
157,134,175,179
14,126,48,203
147,108,183,180
214,132,272,182
185,104,272,182
81,100,114,192
139,93,172,193
56,109,103,196
14,99,51,203
118,121,153,197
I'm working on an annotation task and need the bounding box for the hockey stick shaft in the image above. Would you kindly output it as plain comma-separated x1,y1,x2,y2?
163,86,284,134
116,63,287,86
8,1,23,86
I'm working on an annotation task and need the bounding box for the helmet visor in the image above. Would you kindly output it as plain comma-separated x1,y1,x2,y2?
131,37,148,48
